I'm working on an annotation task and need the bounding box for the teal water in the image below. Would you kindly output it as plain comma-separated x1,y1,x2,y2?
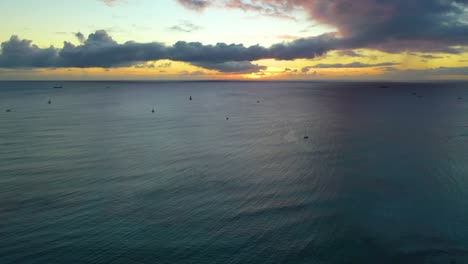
2,81,468,263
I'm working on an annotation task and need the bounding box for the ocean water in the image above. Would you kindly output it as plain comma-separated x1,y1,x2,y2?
2,81,468,264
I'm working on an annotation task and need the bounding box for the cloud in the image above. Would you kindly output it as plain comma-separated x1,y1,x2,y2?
384,66,468,79
192,61,266,73
179,70,207,75
133,63,155,68
224,0,297,19
284,67,298,72
381,66,399,72
302,62,398,71
157,62,172,68
419,55,444,59
409,53,445,59
0,36,58,68
176,0,211,11
337,50,364,57
415,67,468,76
0,30,340,72
75,32,85,44
169,21,203,33
177,0,468,54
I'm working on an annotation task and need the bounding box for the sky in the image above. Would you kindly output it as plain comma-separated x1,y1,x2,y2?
0,0,468,80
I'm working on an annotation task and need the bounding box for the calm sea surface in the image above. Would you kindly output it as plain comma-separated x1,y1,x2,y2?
2,81,468,263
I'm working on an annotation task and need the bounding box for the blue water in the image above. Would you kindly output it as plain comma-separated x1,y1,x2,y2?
2,81,468,263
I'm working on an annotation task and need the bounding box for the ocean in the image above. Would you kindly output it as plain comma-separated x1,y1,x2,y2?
1,81,468,263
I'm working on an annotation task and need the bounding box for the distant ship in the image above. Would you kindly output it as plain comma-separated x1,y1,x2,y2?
189,96,192,101
53,86,63,89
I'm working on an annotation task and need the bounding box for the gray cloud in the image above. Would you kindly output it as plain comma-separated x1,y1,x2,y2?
384,66,468,79
192,61,266,73
303,62,398,71
177,0,468,54
337,50,364,57
419,55,444,59
0,30,340,72
179,70,207,76
169,21,203,33
176,0,211,11
75,32,85,44
381,66,399,72
157,62,172,68
0,36,58,68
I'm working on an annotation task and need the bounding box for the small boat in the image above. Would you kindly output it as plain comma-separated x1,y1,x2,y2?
458,97,463,100
257,100,260,103
189,96,192,101
304,136,309,139
5,109,11,112
48,100,51,104
226,117,229,120
152,108,155,113
412,92,417,95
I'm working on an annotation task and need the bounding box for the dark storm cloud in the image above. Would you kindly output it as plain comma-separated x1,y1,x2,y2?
0,30,341,72
177,0,468,53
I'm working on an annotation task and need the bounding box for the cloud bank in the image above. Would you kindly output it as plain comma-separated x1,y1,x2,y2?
0,30,339,72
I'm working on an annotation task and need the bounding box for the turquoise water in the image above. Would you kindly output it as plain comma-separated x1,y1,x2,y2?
1,81,468,263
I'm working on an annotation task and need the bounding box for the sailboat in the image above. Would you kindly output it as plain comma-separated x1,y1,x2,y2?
304,125,309,139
